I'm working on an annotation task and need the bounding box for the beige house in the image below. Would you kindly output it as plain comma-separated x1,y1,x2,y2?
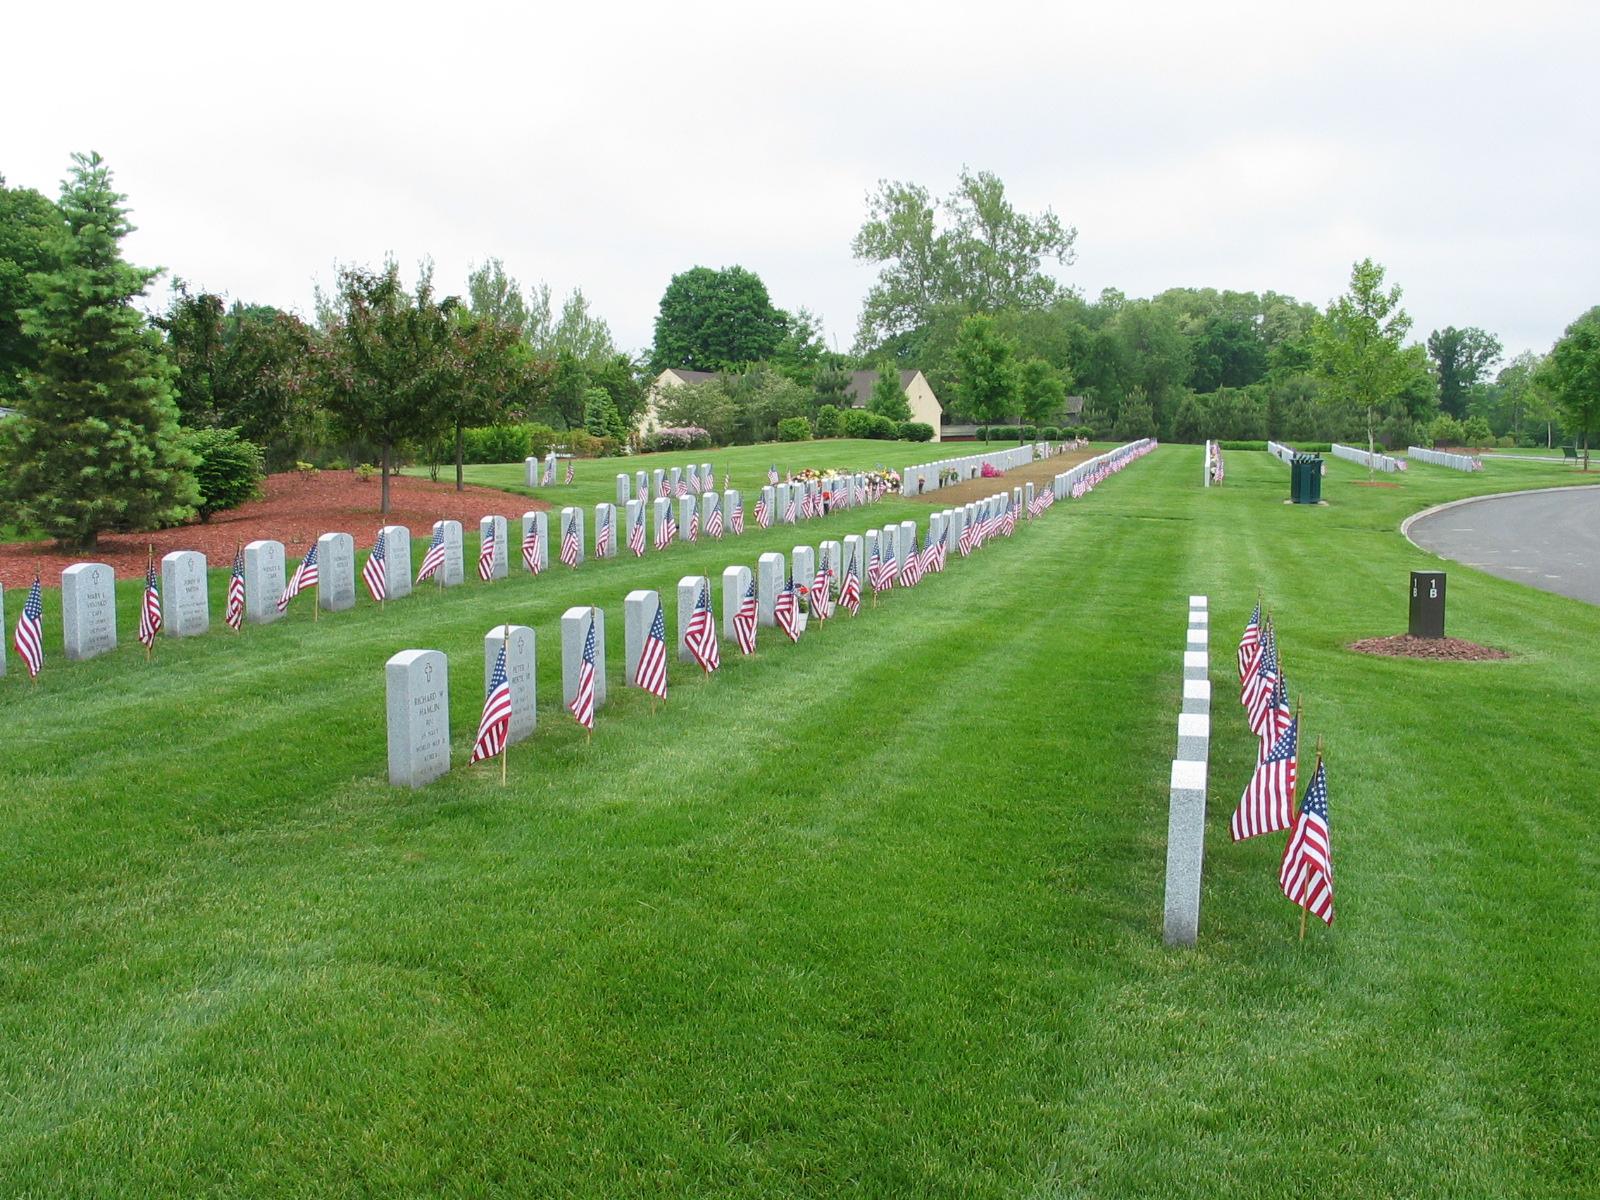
641,367,943,442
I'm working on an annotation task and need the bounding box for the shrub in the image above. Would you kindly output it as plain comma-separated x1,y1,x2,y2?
842,408,876,438
1219,440,1268,451
462,424,528,464
646,426,712,451
899,421,935,442
1497,435,1515,448
294,461,318,474
1430,414,1465,447
1040,425,1061,439
184,427,265,522
1462,415,1493,447
972,426,987,440
777,416,812,442
354,462,379,482
862,413,899,439
814,405,843,437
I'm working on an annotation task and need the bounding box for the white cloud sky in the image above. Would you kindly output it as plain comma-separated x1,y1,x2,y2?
5,0,1595,361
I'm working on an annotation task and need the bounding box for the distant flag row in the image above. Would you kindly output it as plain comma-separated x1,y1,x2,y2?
1230,599,1335,930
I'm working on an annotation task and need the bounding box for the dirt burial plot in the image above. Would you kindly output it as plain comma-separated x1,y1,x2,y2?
903,448,1098,506
0,470,545,588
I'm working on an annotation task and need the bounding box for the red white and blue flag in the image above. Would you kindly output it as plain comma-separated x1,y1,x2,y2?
1280,758,1335,926
839,550,861,615
655,508,676,551
755,496,771,528
733,578,758,655
278,544,318,612
868,542,886,594
775,572,800,642
561,515,580,568
364,529,389,601
686,580,720,673
12,575,43,677
686,507,699,542
417,526,447,583
565,459,575,485
139,554,163,645
523,521,543,574
1259,672,1293,763
768,464,779,485
542,457,555,486
707,504,724,539
478,525,497,581
225,545,247,629
1238,601,1262,683
1245,628,1279,731
811,551,832,621
569,617,597,730
595,513,611,558
731,499,744,535
1232,715,1298,842
634,602,668,699
471,636,514,763
629,513,646,557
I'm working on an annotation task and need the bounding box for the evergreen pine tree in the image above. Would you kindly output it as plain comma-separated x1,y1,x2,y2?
868,362,911,422
6,152,196,548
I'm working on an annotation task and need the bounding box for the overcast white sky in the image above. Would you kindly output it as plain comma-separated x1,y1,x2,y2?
6,1,1596,362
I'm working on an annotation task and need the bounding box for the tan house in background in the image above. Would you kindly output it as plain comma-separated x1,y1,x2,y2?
641,367,942,442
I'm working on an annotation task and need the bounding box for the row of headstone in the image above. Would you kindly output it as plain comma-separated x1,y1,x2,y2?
1406,446,1481,472
898,443,1045,497
1051,438,1156,500
382,473,1098,785
1266,440,1296,466
1331,443,1403,473
1164,595,1211,947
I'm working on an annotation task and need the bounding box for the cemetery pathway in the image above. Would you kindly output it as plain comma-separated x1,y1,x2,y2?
0,469,546,588
904,448,1097,506
1405,484,1600,606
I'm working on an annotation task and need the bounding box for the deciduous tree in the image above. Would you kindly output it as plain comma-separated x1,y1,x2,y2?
650,266,788,372
1540,308,1600,469
950,314,1020,439
1427,325,1502,418
1311,259,1416,462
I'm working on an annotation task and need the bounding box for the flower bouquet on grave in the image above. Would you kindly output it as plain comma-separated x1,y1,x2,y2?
980,462,1004,478
795,583,812,632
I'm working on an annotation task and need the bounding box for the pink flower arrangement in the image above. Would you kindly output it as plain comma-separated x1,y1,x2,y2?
980,462,1004,478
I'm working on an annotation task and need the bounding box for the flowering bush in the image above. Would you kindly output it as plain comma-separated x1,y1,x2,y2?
646,426,711,451
980,462,1004,478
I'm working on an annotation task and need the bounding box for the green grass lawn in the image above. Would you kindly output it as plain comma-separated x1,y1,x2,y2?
2,446,1596,1197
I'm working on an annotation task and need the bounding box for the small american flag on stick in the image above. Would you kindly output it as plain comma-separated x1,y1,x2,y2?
754,496,770,528
478,525,497,581
364,530,389,601
560,515,580,568
707,505,723,539
634,602,668,699
225,544,247,629
417,526,447,583
523,521,543,574
1281,756,1335,929
686,580,720,673
278,543,319,612
564,459,574,485
839,550,861,615
731,499,744,535
139,550,162,649
629,514,646,557
13,575,43,678
1232,715,1297,842
1238,601,1262,683
774,572,800,642
733,579,758,655
569,616,597,730
471,632,514,766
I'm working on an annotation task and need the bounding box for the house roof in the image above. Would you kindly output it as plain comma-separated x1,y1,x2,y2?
843,369,919,408
659,368,719,385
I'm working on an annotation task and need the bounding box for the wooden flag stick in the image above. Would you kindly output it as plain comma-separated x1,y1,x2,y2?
500,624,510,787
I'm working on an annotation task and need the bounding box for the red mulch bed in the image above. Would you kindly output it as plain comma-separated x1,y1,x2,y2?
1350,480,1401,488
1347,634,1510,661
0,471,545,588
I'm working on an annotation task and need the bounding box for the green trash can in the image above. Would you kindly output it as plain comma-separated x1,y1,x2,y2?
1305,455,1323,503
1289,457,1304,503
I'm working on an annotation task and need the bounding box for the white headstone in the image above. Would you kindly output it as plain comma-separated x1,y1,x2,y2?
594,502,618,558
760,485,776,522
616,473,630,505
819,539,842,587
243,540,285,624
623,590,661,688
842,535,865,586
757,552,785,626
432,520,464,586
722,565,752,642
677,575,709,662
791,545,815,596
652,468,666,498
525,457,540,487
561,606,607,709
635,470,648,499
701,491,720,534
700,463,712,487
379,525,412,598
1163,757,1208,946
723,489,741,531
898,521,917,572
160,550,209,636
61,562,118,660
487,624,537,745
520,511,548,573
653,497,673,545
386,649,450,789
478,516,508,580
669,467,681,493
317,532,356,612
679,495,698,541
880,525,899,574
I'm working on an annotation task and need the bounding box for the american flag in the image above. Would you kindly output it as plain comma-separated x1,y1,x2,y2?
629,513,646,556
800,489,815,519
1232,715,1298,842
839,551,861,615
775,571,800,642
277,543,319,612
1001,507,1017,537
920,532,939,577
364,530,389,601
470,636,514,763
1280,758,1335,926
478,524,497,581
654,508,676,551
561,515,580,568
731,500,744,535
1245,628,1278,731
934,527,949,572
901,531,922,587
754,496,771,528
1259,673,1292,763
811,551,832,621
139,554,163,646
565,459,575,485
868,542,886,593
12,575,43,677
782,493,797,524
723,470,730,492
417,526,447,583
595,513,611,558
768,463,779,485
542,457,555,486
569,617,597,730
225,545,247,629
957,519,975,557
1238,601,1262,683
707,505,724,539
879,541,897,590
658,476,671,501
690,470,702,494
634,601,668,698
523,521,543,574
686,507,699,542
686,580,720,673
733,578,758,654
676,476,688,498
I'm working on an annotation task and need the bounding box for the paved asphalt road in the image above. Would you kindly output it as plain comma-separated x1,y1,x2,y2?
1407,486,1600,606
